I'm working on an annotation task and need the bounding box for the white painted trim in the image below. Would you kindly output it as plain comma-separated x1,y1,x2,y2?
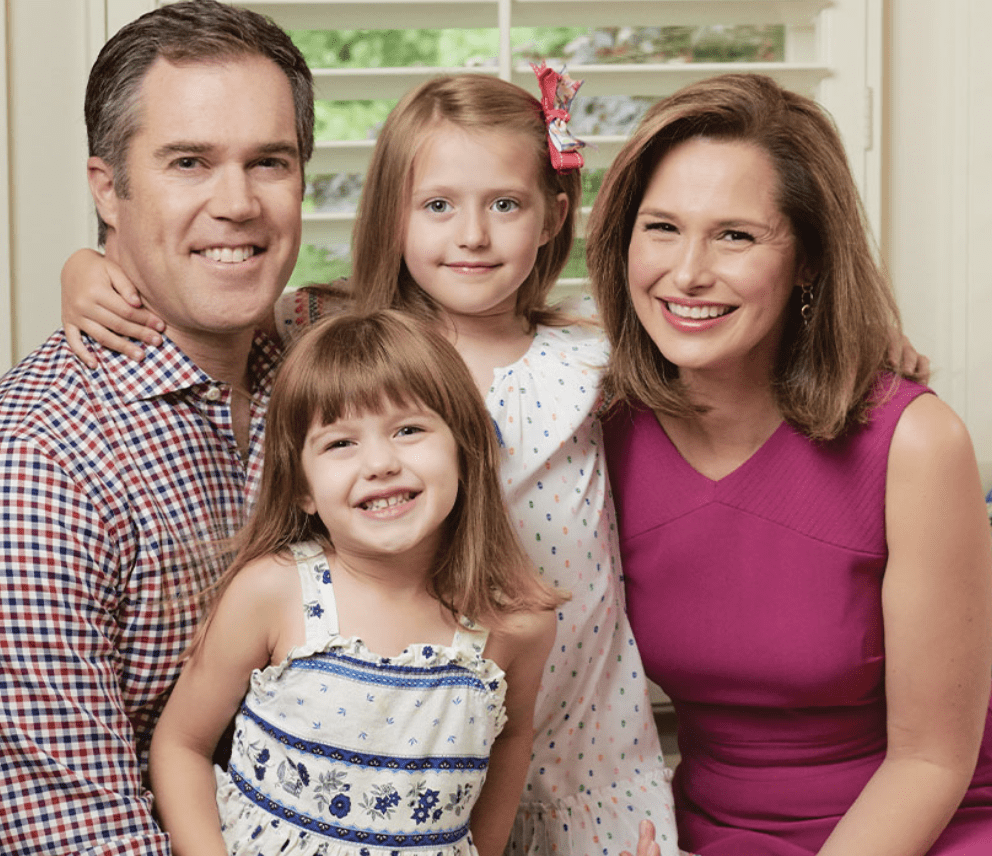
815,0,882,236
963,0,992,487
107,0,155,36
884,0,992,489
1,0,13,373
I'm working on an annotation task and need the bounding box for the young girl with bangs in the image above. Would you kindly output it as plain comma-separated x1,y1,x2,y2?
62,68,684,855
149,309,561,856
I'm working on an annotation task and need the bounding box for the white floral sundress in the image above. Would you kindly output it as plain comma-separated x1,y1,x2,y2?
215,541,507,855
274,290,682,856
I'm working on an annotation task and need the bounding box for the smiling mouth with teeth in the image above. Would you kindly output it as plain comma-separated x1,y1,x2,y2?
199,246,257,263
666,302,735,320
360,492,416,512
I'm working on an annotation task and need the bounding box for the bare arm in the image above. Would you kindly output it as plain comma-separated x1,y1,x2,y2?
61,248,165,366
469,608,556,856
816,394,992,856
149,555,297,856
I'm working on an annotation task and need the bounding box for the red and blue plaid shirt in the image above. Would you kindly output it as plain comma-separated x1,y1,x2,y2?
0,330,280,855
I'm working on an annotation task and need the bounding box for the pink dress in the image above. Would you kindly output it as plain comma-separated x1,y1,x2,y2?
602,377,992,855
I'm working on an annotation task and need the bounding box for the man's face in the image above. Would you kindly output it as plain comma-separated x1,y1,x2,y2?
93,55,303,352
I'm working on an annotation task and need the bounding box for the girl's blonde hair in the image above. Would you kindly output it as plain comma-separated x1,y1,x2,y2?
350,74,582,330
192,309,561,653
587,73,905,441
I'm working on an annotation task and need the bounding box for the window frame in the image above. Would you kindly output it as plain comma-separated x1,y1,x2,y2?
100,0,883,290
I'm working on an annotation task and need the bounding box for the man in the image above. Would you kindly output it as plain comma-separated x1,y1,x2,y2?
0,3,313,853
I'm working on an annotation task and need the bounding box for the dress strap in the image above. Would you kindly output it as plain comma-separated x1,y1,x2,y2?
452,615,490,659
288,541,340,641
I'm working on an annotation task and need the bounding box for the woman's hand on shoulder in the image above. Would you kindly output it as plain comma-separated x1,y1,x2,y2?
61,248,164,367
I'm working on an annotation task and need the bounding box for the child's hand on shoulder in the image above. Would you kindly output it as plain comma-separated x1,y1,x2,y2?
61,248,165,367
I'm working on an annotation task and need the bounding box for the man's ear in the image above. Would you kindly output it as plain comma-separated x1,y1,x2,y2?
87,156,120,231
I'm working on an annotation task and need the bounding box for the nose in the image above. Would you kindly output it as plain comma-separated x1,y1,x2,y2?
360,436,401,479
671,237,715,291
457,207,490,250
208,166,262,222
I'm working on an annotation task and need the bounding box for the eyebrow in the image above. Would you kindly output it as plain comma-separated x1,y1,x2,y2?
636,207,768,229
152,141,300,162
410,179,533,195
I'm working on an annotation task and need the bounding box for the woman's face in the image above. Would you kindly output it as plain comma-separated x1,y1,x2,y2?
626,136,800,383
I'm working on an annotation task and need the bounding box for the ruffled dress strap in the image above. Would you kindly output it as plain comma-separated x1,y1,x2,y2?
451,615,490,659
288,540,339,641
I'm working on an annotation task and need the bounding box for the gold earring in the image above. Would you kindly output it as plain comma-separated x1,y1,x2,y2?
800,281,814,327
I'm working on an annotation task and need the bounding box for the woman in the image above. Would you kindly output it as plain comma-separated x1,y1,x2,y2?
589,73,992,855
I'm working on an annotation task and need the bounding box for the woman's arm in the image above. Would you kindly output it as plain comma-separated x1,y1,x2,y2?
61,249,164,366
469,608,556,856
149,555,300,856
817,393,992,856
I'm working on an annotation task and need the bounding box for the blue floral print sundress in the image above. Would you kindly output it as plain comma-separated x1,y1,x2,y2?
214,541,508,856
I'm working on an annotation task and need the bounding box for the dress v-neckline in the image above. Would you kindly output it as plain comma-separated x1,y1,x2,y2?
651,412,789,485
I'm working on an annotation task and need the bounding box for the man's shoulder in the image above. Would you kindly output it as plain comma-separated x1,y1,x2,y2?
0,331,111,448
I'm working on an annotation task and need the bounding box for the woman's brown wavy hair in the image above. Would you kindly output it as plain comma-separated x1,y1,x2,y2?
587,73,906,440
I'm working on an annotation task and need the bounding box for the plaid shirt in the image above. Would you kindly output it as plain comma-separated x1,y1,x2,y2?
0,330,280,855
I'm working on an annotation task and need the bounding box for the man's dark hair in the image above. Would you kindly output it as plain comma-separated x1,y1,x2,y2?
85,0,314,244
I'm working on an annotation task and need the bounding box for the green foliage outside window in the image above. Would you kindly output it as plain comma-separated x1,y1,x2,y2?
287,25,784,290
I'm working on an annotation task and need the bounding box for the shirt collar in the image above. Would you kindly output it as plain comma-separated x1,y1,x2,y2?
98,331,283,403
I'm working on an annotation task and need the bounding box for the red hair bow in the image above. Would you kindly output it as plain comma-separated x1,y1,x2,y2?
531,61,586,173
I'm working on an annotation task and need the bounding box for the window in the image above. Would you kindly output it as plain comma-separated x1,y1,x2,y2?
109,1,882,295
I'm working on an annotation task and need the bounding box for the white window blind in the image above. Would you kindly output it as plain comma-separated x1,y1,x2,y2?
105,1,882,293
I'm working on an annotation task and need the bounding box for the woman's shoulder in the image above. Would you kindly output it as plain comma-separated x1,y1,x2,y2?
889,390,973,466
838,372,934,446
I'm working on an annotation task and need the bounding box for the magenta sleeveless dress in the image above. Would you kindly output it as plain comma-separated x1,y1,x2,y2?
602,377,992,855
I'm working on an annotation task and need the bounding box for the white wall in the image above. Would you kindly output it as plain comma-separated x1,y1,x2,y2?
4,0,99,369
3,0,990,491
883,0,992,488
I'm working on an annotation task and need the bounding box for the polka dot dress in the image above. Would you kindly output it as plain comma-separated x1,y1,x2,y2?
490,296,680,856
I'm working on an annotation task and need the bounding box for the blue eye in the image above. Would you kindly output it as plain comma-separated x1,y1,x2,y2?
426,199,451,213
492,198,519,213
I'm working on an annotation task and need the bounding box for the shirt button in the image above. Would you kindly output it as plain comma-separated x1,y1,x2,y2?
204,387,222,402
